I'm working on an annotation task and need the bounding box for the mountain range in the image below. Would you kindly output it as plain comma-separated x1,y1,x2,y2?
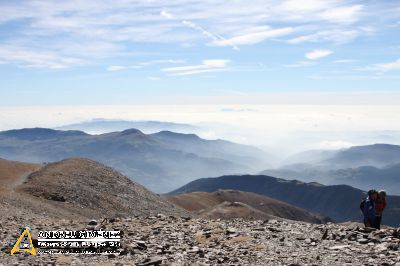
263,144,400,195
56,118,199,134
0,128,267,192
169,174,400,227
283,144,400,169
261,163,400,195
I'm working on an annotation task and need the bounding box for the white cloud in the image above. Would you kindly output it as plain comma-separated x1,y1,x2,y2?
277,1,363,24
106,65,143,72
160,10,173,19
212,27,294,47
139,59,185,66
305,49,333,60
288,29,359,44
357,58,400,73
181,20,239,50
107,60,184,72
372,59,400,72
0,45,82,69
279,0,334,13
318,5,363,24
107,65,127,72
162,59,231,76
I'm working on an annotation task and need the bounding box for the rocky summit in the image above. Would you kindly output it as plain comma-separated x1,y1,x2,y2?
3,158,188,219
1,215,399,265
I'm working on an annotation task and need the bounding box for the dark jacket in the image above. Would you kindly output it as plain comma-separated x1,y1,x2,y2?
363,196,376,224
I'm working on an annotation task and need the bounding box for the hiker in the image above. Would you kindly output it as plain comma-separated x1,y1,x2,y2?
374,190,387,229
363,189,378,228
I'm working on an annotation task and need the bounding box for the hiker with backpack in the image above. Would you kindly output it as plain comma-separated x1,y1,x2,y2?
361,189,378,228
374,190,387,229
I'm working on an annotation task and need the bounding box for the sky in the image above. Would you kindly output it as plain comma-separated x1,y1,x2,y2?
0,0,400,152
0,0,399,106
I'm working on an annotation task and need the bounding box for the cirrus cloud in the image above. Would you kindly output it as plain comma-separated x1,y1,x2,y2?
212,27,295,47
0,0,395,70
162,59,231,76
372,59,400,72
305,49,333,60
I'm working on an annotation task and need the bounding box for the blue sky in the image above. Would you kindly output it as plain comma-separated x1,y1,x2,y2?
0,0,399,105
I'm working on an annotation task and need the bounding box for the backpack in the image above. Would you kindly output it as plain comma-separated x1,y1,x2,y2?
360,199,365,212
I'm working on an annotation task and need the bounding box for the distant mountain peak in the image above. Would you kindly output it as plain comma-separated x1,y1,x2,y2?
153,130,201,140
0,127,87,140
55,119,198,134
348,143,400,150
119,128,145,136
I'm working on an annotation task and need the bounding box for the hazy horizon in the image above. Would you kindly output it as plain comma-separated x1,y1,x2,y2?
2,103,400,159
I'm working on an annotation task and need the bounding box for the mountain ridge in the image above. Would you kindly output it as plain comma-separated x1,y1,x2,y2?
55,119,199,134
165,189,331,223
169,174,400,227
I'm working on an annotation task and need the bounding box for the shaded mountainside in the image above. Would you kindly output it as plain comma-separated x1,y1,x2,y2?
329,164,400,194
151,131,267,168
324,144,400,168
0,127,268,192
165,190,330,223
169,175,400,227
0,158,187,220
284,144,400,169
261,163,400,195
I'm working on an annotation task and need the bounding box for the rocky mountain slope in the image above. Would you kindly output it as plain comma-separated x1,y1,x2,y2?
0,158,187,220
170,175,400,227
0,158,399,265
0,158,42,188
165,189,330,223
0,127,267,192
1,215,399,265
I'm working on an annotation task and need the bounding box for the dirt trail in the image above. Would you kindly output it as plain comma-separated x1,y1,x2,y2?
11,170,39,188
0,159,42,189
